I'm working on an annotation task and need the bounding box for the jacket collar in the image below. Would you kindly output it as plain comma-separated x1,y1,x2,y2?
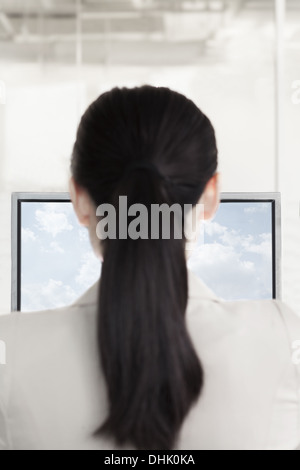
188,269,220,302
72,269,219,308
73,280,100,307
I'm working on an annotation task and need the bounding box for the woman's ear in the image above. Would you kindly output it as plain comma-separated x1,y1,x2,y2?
69,177,94,227
200,173,220,220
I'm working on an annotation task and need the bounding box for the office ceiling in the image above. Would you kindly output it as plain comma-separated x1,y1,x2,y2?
0,0,299,64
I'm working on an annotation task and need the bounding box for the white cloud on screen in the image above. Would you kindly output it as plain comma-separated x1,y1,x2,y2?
242,233,272,256
50,241,65,254
21,279,77,312
35,204,74,237
219,229,241,247
76,251,101,291
22,227,36,242
203,221,272,258
79,228,89,242
243,203,269,214
204,221,244,247
203,221,225,237
188,243,265,300
188,220,272,300
189,243,255,273
40,241,65,254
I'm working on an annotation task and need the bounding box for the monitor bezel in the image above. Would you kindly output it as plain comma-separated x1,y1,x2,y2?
11,191,282,311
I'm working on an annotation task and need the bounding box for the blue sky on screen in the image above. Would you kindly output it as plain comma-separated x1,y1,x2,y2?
21,201,273,312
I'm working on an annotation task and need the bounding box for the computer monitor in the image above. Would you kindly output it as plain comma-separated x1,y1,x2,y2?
11,192,281,312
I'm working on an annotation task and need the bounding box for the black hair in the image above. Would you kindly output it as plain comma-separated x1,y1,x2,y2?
71,85,218,450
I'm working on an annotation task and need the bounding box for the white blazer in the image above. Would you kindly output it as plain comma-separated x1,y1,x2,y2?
0,270,300,450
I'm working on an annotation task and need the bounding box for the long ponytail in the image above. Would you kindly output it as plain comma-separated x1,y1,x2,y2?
71,85,218,450
96,168,203,450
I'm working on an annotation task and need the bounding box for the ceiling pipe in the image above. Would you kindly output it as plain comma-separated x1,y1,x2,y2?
0,12,15,38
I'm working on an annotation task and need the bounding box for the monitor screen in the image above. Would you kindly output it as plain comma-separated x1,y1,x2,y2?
11,193,281,312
